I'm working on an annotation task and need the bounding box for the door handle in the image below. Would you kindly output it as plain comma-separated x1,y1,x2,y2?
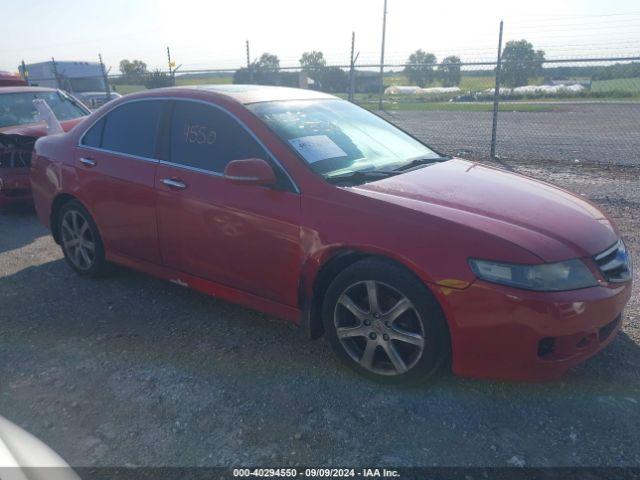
80,157,96,167
161,178,187,190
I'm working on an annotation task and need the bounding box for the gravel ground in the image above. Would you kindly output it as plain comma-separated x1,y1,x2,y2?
0,157,639,468
381,102,640,165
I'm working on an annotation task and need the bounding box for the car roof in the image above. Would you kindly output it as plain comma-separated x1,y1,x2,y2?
133,84,337,104
0,86,58,94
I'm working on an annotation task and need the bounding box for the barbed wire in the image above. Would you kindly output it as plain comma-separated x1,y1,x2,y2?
7,14,640,76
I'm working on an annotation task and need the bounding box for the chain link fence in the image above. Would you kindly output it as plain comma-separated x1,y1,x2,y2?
370,58,640,166
18,56,640,166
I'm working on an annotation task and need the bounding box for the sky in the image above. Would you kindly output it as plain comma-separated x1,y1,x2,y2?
2,0,640,73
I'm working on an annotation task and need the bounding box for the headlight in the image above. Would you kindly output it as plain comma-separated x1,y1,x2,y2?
469,258,598,291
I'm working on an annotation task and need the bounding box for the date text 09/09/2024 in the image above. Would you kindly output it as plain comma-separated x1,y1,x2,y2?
233,468,400,478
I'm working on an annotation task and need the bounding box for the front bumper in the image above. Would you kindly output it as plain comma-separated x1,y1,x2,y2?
435,279,632,381
0,171,32,207
0,189,32,207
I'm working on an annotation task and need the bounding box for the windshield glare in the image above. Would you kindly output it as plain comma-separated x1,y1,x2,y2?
248,99,439,178
0,91,88,128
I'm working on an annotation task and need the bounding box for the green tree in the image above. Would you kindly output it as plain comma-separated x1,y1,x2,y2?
119,59,147,76
255,53,280,73
251,53,280,85
144,69,172,89
118,59,148,84
501,40,545,87
439,56,462,87
300,50,326,88
300,51,326,76
233,67,252,84
233,53,281,85
403,50,437,87
319,67,348,93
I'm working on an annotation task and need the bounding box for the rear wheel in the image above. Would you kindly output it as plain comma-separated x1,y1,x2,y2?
58,200,108,277
322,258,449,384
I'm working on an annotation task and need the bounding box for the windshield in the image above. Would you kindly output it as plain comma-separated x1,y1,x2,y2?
248,99,440,178
69,77,107,93
0,91,88,128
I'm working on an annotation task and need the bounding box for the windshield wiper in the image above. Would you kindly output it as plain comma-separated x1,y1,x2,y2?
325,169,400,185
392,156,450,172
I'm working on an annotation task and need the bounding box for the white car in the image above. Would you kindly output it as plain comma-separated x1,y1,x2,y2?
0,415,80,480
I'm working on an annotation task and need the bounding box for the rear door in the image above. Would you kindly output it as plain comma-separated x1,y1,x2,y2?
155,100,301,306
75,100,169,263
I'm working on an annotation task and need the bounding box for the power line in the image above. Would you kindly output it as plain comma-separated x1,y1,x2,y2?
506,11,640,21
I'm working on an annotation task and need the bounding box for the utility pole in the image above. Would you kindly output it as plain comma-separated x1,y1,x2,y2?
20,60,29,86
246,39,253,83
348,32,358,102
167,46,175,86
377,0,388,110
490,20,504,159
51,57,61,90
98,53,111,100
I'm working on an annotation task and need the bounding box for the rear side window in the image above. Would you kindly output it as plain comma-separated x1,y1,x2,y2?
93,101,164,158
81,118,105,148
169,101,266,173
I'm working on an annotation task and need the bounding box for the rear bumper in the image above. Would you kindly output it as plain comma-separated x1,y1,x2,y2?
435,279,632,381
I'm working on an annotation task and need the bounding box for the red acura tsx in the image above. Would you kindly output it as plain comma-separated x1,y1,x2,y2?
30,85,632,383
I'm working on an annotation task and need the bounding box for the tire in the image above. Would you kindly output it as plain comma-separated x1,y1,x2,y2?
322,258,450,384
57,200,108,277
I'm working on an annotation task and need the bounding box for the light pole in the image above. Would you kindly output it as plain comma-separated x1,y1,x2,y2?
377,0,388,111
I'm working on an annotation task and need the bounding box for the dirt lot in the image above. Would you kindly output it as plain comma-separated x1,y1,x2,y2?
0,154,639,467
381,102,640,165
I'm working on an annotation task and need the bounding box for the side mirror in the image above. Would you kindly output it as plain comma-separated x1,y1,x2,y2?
224,158,277,187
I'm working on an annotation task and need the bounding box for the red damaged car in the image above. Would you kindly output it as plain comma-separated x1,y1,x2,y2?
30,86,632,383
0,71,27,87
0,87,89,207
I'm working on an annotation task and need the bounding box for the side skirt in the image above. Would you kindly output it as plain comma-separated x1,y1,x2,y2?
107,252,302,324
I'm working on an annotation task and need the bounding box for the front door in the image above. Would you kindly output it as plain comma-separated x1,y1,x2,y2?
155,100,301,306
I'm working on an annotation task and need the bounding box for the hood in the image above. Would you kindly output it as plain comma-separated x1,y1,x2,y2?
0,117,84,138
352,159,617,262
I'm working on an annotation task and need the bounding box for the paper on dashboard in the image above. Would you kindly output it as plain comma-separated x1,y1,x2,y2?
289,135,347,164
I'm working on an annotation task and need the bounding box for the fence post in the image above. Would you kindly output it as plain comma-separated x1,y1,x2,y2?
51,57,61,90
490,20,504,159
99,53,111,100
167,46,175,86
246,40,253,84
20,60,29,86
348,32,356,102
377,0,388,110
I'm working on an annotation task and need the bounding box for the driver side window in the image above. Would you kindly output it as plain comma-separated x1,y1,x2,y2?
168,101,266,173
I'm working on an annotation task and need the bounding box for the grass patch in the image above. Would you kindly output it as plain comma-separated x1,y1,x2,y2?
112,75,233,95
112,84,147,95
459,76,495,91
591,78,640,93
176,75,233,86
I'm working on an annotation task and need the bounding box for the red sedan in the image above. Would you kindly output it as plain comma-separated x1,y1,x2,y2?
30,85,632,383
1,87,89,207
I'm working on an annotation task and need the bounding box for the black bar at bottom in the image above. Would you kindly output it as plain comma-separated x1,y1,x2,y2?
2,467,640,480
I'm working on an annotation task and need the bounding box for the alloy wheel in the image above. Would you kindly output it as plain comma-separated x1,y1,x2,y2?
61,210,96,271
334,280,425,376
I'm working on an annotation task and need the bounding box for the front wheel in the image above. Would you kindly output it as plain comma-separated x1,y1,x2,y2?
322,258,450,384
